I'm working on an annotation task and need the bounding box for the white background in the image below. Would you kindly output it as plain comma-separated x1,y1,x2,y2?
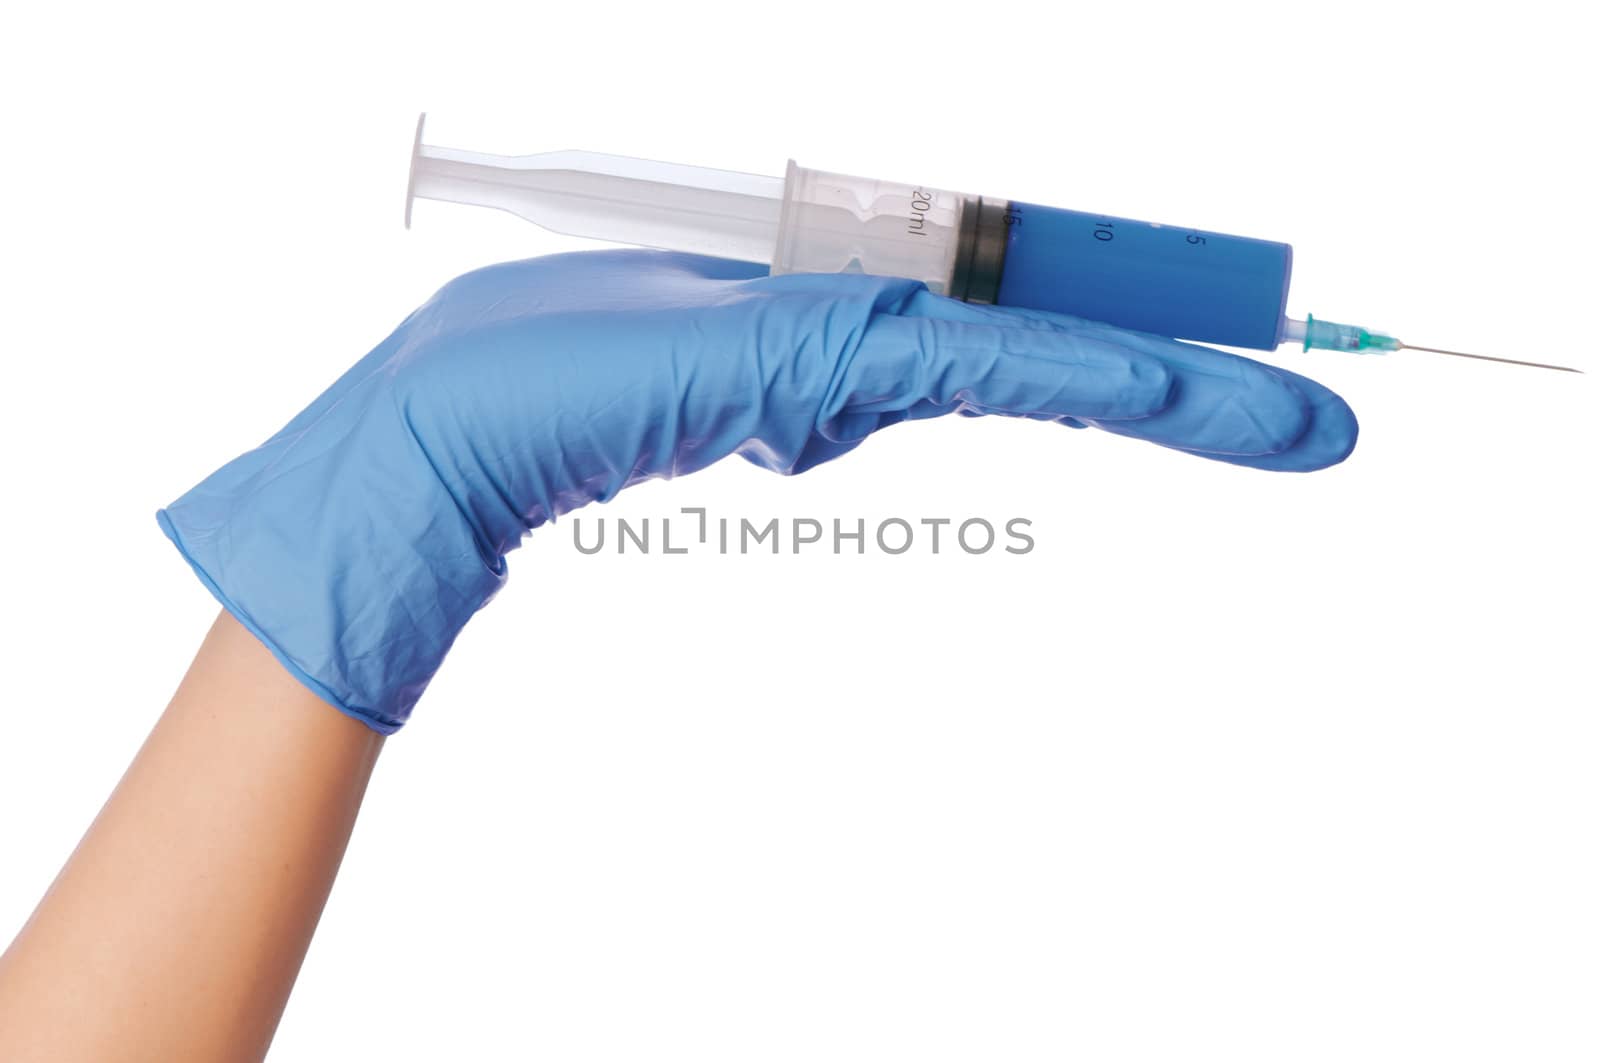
2,2,1596,1059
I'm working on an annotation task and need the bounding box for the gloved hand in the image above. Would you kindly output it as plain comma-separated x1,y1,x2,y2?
159,250,1357,732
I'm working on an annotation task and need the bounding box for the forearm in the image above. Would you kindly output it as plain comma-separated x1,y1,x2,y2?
0,611,384,1063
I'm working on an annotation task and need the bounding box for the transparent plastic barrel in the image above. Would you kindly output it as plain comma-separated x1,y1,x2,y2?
770,161,967,295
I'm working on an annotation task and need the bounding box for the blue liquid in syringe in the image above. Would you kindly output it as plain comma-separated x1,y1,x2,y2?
995,204,1294,350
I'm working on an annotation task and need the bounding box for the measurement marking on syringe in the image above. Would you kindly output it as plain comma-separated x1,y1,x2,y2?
907,188,933,236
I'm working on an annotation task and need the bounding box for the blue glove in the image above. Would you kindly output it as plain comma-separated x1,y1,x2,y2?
159,250,1356,732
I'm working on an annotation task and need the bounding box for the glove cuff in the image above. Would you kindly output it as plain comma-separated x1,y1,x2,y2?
156,388,507,733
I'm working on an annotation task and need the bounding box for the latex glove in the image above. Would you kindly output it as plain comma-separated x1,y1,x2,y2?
159,250,1356,732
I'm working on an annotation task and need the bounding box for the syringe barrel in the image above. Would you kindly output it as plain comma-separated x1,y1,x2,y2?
771,162,1003,301
771,164,1293,349
992,204,1293,350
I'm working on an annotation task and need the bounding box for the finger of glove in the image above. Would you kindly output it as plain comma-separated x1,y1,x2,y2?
928,298,1358,469
894,350,1351,470
833,313,1175,432
1153,363,1358,472
899,292,1316,458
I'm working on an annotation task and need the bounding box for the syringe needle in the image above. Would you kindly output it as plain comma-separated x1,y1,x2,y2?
1288,317,1583,374
1399,344,1584,374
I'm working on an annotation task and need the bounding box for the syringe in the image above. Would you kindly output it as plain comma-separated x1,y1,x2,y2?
404,115,1579,374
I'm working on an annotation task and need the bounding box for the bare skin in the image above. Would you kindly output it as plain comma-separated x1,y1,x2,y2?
0,611,383,1063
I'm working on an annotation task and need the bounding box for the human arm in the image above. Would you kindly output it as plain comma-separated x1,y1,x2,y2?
0,611,383,1063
